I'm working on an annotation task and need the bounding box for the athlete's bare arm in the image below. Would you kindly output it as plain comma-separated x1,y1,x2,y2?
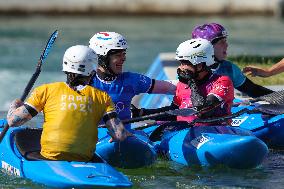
151,80,176,95
243,58,284,77
7,99,33,127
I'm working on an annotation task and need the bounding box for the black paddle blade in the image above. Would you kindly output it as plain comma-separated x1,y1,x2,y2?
255,90,284,104
255,104,284,115
167,108,198,116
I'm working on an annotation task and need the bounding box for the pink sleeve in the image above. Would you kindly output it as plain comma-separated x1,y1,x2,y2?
173,95,180,106
209,76,234,103
173,82,182,106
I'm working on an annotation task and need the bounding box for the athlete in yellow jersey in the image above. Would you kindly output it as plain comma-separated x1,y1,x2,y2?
7,45,131,162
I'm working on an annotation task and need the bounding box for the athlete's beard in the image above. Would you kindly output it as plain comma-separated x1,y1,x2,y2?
66,73,90,91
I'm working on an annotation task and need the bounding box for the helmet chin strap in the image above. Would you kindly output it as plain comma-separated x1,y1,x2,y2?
209,57,222,72
97,55,118,81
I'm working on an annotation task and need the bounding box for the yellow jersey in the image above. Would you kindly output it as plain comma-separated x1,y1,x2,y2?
26,82,115,161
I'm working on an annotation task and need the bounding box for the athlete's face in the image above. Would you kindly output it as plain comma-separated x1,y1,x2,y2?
178,60,204,80
179,61,196,73
108,50,126,74
213,38,228,61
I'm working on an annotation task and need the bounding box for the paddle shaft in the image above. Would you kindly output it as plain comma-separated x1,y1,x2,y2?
0,64,42,142
234,90,284,106
21,64,42,101
97,103,284,130
122,111,169,124
147,107,266,141
0,30,58,143
122,107,198,124
134,103,284,132
135,109,250,133
98,107,197,128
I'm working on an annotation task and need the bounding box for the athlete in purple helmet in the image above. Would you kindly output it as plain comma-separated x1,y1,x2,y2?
192,23,228,45
192,23,273,98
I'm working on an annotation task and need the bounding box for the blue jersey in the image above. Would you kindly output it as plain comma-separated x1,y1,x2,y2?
214,60,246,88
91,72,153,129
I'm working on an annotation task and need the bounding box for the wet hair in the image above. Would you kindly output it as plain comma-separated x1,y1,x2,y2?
211,37,226,45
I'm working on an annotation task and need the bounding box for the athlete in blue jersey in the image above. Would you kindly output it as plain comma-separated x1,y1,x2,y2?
214,60,246,88
89,32,176,129
192,23,273,97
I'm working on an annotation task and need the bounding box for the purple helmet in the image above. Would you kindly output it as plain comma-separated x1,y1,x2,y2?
191,23,228,44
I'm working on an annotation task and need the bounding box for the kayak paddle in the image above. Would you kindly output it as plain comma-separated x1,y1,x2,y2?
148,104,284,141
121,107,198,124
234,90,284,106
122,103,284,125
0,30,58,143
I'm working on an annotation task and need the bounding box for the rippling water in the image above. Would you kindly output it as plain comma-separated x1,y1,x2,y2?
0,15,284,188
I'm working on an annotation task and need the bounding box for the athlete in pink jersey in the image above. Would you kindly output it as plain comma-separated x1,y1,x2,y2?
173,74,233,125
133,38,234,126
174,38,234,125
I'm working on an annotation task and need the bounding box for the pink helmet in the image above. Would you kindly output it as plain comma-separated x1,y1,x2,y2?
191,23,228,44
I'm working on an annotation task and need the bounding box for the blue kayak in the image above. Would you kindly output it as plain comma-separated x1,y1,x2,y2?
97,128,157,169
137,93,284,149
144,124,268,169
0,120,132,188
231,105,284,149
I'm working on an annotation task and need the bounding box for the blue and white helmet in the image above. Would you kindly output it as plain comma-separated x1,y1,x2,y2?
89,32,128,56
175,38,215,67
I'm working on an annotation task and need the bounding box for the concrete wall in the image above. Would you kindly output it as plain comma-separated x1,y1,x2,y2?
0,0,282,16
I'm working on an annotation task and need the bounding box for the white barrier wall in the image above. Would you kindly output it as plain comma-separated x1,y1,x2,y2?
0,0,282,15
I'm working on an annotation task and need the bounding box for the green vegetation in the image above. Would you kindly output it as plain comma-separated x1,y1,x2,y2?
228,55,284,85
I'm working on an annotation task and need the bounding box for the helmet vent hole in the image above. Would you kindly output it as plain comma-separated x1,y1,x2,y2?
193,44,201,48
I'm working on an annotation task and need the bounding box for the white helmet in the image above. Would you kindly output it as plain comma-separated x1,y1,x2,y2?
175,38,215,67
62,45,98,76
89,32,128,56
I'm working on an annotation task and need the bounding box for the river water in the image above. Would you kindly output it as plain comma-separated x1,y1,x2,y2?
0,15,284,188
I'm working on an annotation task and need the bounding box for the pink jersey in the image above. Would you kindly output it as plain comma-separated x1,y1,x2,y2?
173,74,234,125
